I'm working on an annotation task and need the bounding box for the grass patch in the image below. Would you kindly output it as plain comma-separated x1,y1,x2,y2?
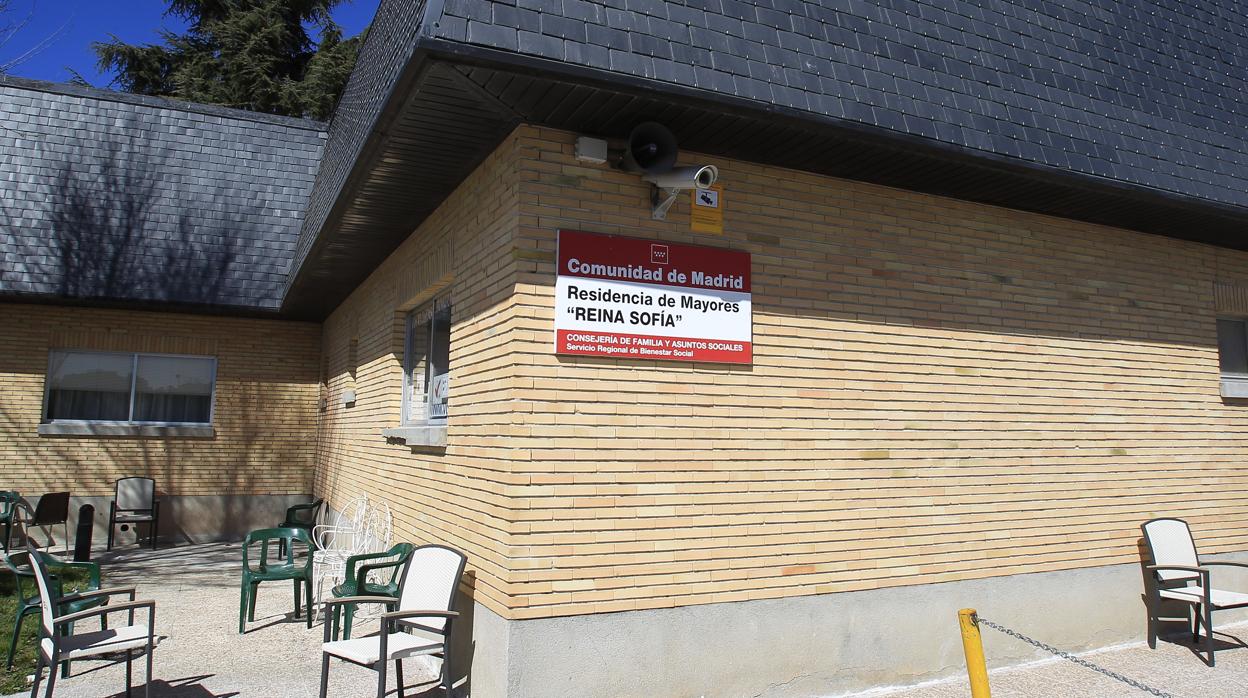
0,562,90,694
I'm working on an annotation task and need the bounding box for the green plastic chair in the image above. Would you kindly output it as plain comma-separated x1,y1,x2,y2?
239,527,314,634
4,547,105,676
328,542,415,640
277,498,323,557
0,491,21,551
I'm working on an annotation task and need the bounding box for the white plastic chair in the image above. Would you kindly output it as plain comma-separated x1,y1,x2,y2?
1141,517,1248,666
27,542,160,697
319,544,466,698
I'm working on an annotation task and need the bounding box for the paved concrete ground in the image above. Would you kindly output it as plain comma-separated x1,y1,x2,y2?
11,542,1248,697
851,619,1248,698
8,542,449,698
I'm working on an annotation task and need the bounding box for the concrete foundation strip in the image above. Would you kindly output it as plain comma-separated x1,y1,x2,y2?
973,614,1175,698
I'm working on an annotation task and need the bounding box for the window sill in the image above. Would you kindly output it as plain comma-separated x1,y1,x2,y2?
1221,377,1248,399
37,423,215,438
382,425,447,448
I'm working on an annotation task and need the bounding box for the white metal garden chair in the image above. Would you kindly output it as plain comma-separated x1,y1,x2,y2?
27,541,160,697
319,544,466,698
313,496,393,613
1141,517,1248,666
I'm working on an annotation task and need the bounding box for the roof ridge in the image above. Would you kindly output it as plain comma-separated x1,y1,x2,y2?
0,74,328,132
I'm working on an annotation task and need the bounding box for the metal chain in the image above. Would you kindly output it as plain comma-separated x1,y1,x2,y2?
974,614,1175,698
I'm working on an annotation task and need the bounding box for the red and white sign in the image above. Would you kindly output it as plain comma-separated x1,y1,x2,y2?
555,230,752,364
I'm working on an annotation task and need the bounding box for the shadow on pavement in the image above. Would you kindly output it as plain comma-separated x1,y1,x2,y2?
94,675,238,697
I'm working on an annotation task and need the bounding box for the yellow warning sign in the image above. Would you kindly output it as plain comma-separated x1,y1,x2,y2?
691,184,724,234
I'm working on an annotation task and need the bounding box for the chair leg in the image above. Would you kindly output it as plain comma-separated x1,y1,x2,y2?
319,652,331,698
1192,603,1201,644
305,578,314,629
343,602,355,640
396,658,405,698
107,508,115,550
238,582,249,634
1206,604,1215,666
28,654,42,698
60,622,73,679
249,582,259,622
442,650,453,697
376,657,388,698
125,648,133,697
7,607,28,669
294,579,302,618
145,636,154,698
43,657,57,698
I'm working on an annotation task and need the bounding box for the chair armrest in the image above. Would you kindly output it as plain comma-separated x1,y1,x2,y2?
1146,564,1207,574
346,551,400,582
53,599,155,627
381,609,459,622
347,549,397,565
355,559,403,589
321,596,398,608
1199,562,1248,570
57,586,137,605
1146,565,1211,591
288,501,320,512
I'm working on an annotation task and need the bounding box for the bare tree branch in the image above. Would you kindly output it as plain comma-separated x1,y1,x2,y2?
0,0,73,74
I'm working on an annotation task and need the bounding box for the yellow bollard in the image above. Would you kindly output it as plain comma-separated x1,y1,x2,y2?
959,608,991,698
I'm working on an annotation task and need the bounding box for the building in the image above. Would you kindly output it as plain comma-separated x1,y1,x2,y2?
5,0,1248,695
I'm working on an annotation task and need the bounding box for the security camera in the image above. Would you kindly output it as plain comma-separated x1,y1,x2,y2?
644,165,719,220
643,165,719,191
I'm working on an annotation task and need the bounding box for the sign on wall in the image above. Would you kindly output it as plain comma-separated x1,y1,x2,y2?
554,229,752,364
690,183,724,234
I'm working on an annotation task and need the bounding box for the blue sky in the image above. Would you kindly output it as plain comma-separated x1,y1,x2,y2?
1,0,380,86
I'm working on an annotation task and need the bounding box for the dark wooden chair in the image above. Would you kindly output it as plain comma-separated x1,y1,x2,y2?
107,478,160,550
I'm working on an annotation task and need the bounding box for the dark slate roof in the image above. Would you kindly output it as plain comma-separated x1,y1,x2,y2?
0,75,326,312
429,0,1248,211
283,0,1248,317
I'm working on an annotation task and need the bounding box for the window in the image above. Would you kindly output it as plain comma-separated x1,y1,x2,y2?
44,350,216,424
402,299,451,425
1217,319,1248,397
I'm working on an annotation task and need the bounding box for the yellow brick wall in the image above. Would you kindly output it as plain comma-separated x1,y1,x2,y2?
315,131,523,615
317,124,1248,621
0,304,321,496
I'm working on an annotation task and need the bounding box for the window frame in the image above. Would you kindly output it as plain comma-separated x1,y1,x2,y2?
1216,317,1248,398
400,297,452,427
41,349,219,427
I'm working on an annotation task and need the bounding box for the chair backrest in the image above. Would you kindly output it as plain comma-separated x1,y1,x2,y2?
1142,518,1200,582
116,478,155,511
32,492,71,525
287,499,324,526
26,543,57,640
360,501,392,555
243,527,313,569
398,544,466,633
316,495,392,555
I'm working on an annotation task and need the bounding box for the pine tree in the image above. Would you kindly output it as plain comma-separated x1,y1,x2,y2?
94,0,364,120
